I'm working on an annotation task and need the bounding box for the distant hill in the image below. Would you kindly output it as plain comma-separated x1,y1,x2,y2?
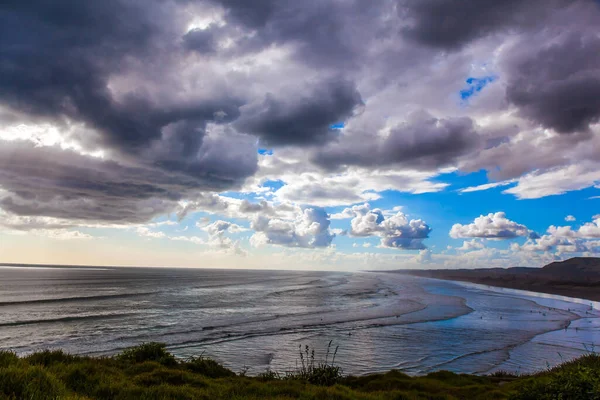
541,257,600,277
391,257,600,302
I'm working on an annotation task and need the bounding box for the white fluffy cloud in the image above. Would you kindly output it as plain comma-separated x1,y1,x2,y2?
136,227,167,239
450,212,530,239
577,216,600,238
202,220,247,236
35,229,94,240
250,207,335,249
512,215,600,255
200,220,247,251
347,204,431,250
503,163,600,200
457,239,485,251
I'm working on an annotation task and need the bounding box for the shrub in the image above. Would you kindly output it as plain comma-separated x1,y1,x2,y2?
489,370,520,379
511,364,600,400
257,368,282,381
0,351,19,368
0,365,66,399
132,368,209,388
125,360,164,375
342,370,411,392
183,355,236,378
60,363,104,395
25,349,76,366
117,342,177,366
286,342,344,386
134,383,210,400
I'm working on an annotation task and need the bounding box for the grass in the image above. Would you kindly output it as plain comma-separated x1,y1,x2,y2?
0,343,598,399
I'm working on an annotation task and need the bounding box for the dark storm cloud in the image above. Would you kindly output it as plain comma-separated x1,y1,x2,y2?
0,0,371,153
211,0,392,70
0,141,253,223
399,0,565,50
0,0,160,130
235,78,363,146
215,0,277,28
313,112,480,170
505,32,600,134
0,0,264,225
183,27,218,54
0,0,375,224
0,0,247,166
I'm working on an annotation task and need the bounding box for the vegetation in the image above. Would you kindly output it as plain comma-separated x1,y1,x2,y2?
0,342,598,399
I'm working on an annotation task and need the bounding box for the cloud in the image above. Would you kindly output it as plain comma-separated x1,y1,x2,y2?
202,220,247,235
504,31,600,134
511,215,600,255
565,215,576,222
313,111,481,171
459,180,517,193
348,204,431,250
414,249,432,264
331,204,403,220
457,239,485,251
235,78,363,147
182,27,218,54
571,216,600,239
330,208,357,220
250,207,335,248
34,229,94,241
136,227,167,239
250,152,450,207
200,220,246,251
399,0,558,50
0,141,183,224
178,195,299,223
450,212,529,239
502,163,600,200
513,234,586,254
171,235,206,245
0,0,254,166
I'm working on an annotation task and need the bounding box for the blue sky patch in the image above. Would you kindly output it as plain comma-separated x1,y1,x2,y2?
261,179,285,191
330,122,345,130
258,148,273,156
460,76,497,101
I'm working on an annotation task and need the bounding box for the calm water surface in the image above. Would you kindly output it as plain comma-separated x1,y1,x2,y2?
1,266,598,375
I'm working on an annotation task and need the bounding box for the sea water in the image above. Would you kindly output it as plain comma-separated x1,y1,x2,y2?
0,266,598,375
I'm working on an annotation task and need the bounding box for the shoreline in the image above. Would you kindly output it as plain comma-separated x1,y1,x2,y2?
438,277,600,303
387,270,600,303
446,278,600,308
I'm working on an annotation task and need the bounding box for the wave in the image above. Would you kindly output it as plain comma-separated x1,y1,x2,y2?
0,313,139,327
0,292,156,306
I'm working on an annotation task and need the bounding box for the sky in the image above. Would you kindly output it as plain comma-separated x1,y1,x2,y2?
1,0,600,270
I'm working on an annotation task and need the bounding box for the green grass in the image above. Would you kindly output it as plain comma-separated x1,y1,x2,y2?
0,343,598,399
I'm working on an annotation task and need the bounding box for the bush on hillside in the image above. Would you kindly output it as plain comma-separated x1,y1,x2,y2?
183,355,236,378
0,365,66,399
0,351,19,368
511,356,600,400
117,342,177,366
25,349,77,367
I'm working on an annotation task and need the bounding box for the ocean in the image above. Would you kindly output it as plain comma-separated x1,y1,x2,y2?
1,265,598,376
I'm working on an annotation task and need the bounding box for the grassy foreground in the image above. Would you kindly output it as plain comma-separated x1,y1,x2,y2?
0,343,599,400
